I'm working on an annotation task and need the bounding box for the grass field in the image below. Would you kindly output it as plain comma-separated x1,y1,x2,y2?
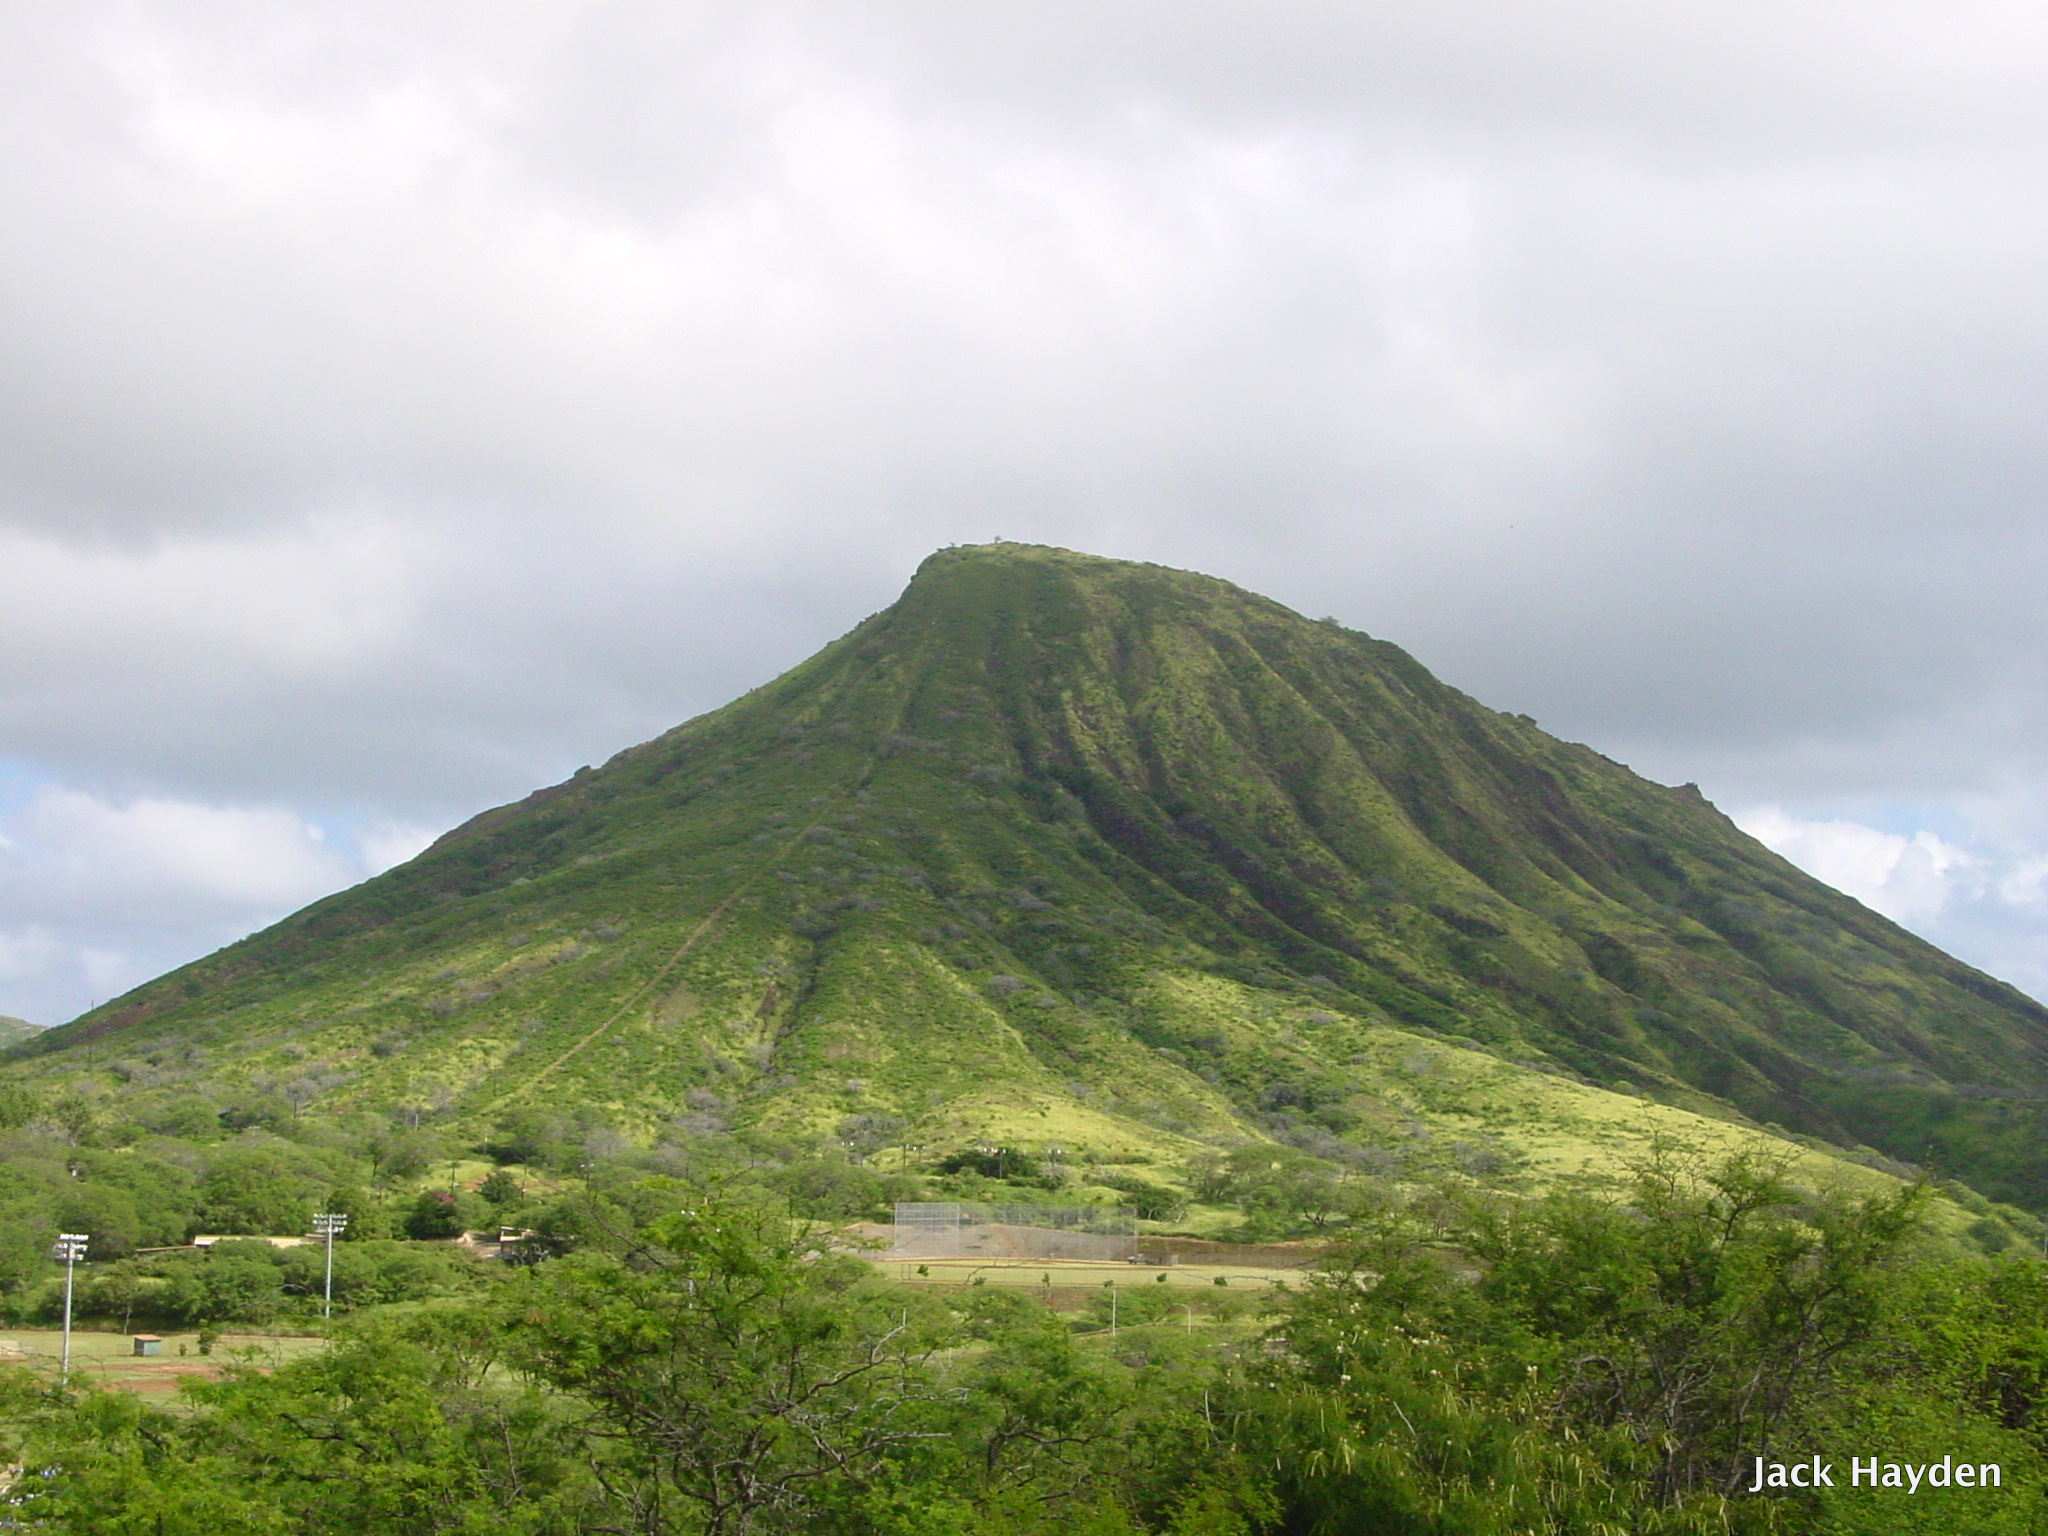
0,1329,327,1394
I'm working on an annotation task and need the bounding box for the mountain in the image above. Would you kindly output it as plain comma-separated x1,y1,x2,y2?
13,544,2048,1209
0,1017,41,1050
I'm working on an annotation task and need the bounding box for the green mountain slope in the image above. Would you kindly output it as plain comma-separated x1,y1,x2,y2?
0,1017,40,1050
14,544,2048,1207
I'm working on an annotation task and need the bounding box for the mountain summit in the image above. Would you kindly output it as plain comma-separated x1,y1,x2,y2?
20,544,2048,1204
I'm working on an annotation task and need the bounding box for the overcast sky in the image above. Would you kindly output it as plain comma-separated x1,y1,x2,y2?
3,0,2047,1026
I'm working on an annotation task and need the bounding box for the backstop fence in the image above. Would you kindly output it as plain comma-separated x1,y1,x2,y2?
890,1201,1138,1262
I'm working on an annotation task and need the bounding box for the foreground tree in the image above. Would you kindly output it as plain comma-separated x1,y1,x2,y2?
491,1189,952,1535
1470,1149,1928,1501
0,1323,586,1535
1248,1149,1939,1532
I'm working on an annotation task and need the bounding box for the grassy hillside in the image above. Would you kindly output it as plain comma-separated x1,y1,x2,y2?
0,1018,40,1050
11,543,2048,1214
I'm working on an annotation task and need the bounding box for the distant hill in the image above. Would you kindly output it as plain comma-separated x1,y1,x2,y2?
13,544,2048,1208
0,1017,40,1049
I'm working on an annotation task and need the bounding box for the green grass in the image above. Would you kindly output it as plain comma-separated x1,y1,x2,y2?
0,1328,328,1394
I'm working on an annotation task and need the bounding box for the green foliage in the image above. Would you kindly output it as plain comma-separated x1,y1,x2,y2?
53,1183,141,1261
219,1093,295,1133
368,1128,444,1184
939,1147,1044,1181
490,1190,953,1534
74,1148,199,1246
1076,1280,1179,1332
479,1107,575,1169
1089,1169,1188,1222
198,1143,340,1235
0,1170,2045,1533
0,1081,40,1131
139,1095,228,1139
477,1167,524,1207
62,1238,480,1326
514,1188,633,1261
321,1183,392,1240
1227,1151,2048,1534
403,1189,466,1240
1185,1146,1379,1237
766,1157,918,1222
0,1205,52,1290
1273,1150,1927,1513
4,548,2048,1530
0,1325,588,1534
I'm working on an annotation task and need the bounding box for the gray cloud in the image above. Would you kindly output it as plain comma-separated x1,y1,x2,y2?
3,0,2047,1020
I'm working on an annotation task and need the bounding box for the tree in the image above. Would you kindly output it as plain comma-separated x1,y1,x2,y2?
492,1189,949,1535
0,1324,588,1534
1469,1148,1927,1501
83,1264,150,1332
942,1288,1148,1499
218,1095,293,1133
57,1183,141,1260
0,1081,40,1131
320,1184,390,1241
159,1248,286,1325
43,1091,100,1146
196,1147,327,1235
479,1108,567,1169
1269,1148,1932,1525
369,1127,444,1185
478,1168,524,1208
403,1189,465,1241
770,1158,903,1222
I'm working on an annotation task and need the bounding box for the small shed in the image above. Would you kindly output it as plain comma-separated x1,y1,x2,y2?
132,1335,163,1357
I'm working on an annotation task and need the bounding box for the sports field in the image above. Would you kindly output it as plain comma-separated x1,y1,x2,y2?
0,1329,326,1394
875,1256,1301,1291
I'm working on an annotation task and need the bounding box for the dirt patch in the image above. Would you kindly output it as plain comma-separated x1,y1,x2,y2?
1136,1236,1326,1269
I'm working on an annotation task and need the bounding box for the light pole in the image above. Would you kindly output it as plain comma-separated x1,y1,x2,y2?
311,1213,349,1319
51,1233,87,1383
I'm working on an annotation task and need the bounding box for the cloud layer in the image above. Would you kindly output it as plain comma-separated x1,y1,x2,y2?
3,2,2047,1020
0,773,433,1022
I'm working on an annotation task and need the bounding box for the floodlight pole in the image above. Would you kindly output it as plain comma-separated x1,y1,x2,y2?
52,1233,87,1383
312,1213,349,1319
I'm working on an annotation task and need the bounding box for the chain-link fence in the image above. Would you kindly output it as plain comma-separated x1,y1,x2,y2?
890,1202,1137,1261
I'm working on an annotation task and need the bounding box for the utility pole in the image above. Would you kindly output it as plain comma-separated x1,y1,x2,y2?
51,1233,87,1383
311,1212,349,1319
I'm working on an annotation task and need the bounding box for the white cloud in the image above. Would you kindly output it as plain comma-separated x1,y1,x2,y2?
8,787,355,911
0,781,384,1024
0,926,63,984
0,924,150,1024
0,513,427,681
1735,806,1974,923
357,821,438,875
1998,856,2048,907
